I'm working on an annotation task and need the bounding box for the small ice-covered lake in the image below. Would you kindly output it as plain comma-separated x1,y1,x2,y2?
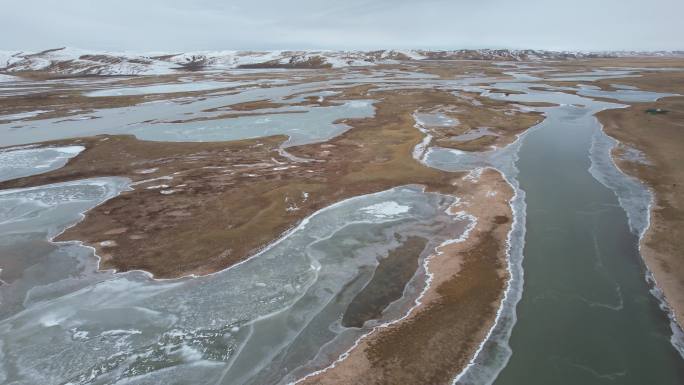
2,66,684,385
0,145,84,182
0,77,377,147
0,174,467,384
84,80,248,97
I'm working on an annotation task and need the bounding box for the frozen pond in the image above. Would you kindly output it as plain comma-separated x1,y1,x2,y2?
0,79,377,147
575,84,678,103
136,100,375,146
0,177,130,318
413,112,459,128
0,68,505,147
0,145,84,182
451,127,498,142
0,181,467,385
1,66,684,385
85,81,249,97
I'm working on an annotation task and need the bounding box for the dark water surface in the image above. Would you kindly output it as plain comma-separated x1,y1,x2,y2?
494,104,684,384
342,235,428,328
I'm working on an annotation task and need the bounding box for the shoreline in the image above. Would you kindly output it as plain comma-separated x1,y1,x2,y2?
451,167,523,385
0,84,543,279
296,168,514,385
589,69,684,337
292,206,477,385
6,61,664,383
0,174,509,385
596,112,684,353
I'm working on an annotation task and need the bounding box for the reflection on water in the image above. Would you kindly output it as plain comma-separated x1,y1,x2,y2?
136,99,375,147
0,79,377,147
341,235,428,328
0,68,507,147
492,90,684,384
451,127,498,142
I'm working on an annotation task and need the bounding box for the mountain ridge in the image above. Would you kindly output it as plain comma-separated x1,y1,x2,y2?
1,47,683,76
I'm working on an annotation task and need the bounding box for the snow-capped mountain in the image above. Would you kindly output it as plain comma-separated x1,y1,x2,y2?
0,47,680,77
0,48,433,76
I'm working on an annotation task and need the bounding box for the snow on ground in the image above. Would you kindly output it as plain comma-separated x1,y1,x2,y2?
380,49,427,60
361,201,411,218
0,48,398,75
1,47,177,75
1,47,673,77
0,51,23,68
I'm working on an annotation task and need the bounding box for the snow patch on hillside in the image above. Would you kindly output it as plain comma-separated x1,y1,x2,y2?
1,47,678,77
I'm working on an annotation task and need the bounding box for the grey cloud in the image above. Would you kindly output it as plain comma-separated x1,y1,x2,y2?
2,0,682,51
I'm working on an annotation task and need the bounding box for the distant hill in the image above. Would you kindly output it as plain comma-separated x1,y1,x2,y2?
1,47,681,77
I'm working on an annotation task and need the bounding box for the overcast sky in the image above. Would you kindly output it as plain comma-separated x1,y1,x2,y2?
3,0,683,52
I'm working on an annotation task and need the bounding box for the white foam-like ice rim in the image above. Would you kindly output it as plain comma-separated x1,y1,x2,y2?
3,178,130,241
411,110,435,163
451,168,521,384
425,83,618,384
447,85,684,384
214,206,452,381
0,146,86,184
407,89,547,385
68,184,441,283
7,69,680,381
448,86,681,383
590,107,684,359
0,144,84,160
0,173,118,199
4,181,465,383
291,198,478,384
